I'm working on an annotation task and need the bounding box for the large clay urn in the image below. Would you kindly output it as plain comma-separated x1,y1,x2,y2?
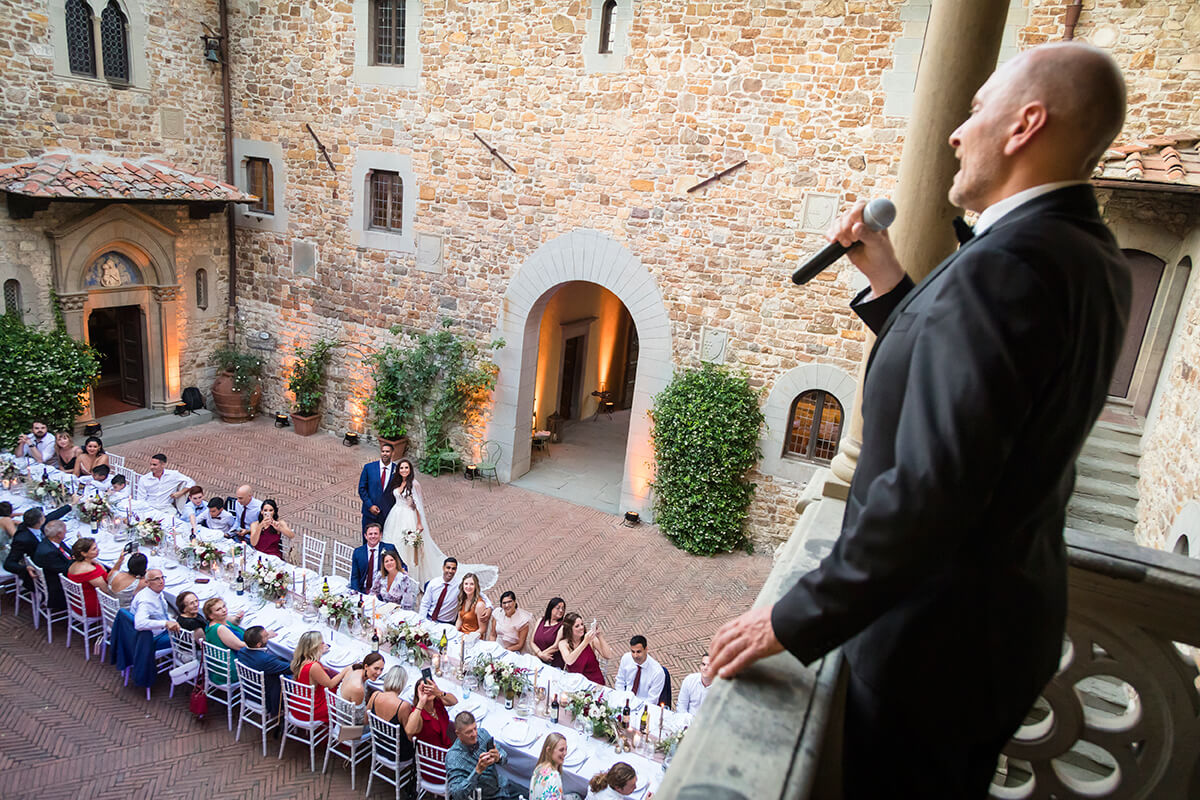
211,370,261,423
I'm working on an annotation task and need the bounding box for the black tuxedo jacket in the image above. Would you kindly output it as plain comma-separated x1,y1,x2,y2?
772,185,1131,733
4,525,39,586
33,537,72,611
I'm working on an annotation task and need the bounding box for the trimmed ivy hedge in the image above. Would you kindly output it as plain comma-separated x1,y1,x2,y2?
650,363,764,556
0,314,100,445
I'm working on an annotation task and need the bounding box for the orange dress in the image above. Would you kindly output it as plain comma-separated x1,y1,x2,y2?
458,602,480,635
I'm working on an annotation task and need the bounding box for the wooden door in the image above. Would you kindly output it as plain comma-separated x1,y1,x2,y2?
116,305,146,407
1108,250,1165,398
560,335,584,419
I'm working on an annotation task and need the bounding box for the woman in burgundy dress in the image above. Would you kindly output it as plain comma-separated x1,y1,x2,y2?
558,612,616,687
408,676,459,749
249,499,295,559
532,597,567,669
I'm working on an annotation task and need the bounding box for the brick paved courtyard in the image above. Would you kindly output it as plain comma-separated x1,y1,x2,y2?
0,417,771,799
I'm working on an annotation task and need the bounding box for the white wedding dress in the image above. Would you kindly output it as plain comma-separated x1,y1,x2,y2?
380,478,499,590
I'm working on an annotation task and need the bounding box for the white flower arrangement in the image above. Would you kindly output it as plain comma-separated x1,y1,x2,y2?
30,476,71,505
77,494,113,525
130,517,165,546
313,592,356,626
249,560,290,600
179,537,223,567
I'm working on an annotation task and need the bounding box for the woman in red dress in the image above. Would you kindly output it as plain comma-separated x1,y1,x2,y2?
66,537,116,617
558,612,616,686
407,676,459,748
289,631,351,722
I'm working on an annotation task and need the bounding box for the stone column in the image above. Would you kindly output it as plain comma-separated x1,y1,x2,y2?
151,286,183,409
824,0,1011,496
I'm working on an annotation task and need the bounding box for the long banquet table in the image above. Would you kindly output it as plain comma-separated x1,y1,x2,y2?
1,457,689,798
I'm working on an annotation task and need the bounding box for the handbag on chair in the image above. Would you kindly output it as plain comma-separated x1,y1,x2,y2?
190,667,208,719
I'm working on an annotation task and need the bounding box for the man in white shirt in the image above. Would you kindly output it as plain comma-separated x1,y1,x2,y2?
82,464,113,498
420,557,461,624
677,654,714,715
16,421,55,463
229,484,262,538
106,475,131,508
131,569,180,648
199,497,236,534
615,635,666,703
135,453,192,511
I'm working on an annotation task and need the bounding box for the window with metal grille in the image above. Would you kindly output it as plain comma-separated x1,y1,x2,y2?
65,0,97,77
246,157,274,214
369,171,403,232
372,0,406,66
785,390,843,463
598,0,617,54
195,269,209,310
99,0,130,83
3,280,22,322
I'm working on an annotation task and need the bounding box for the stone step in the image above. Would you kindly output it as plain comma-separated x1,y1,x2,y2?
1066,494,1138,533
1072,474,1139,505
92,408,214,448
1086,419,1145,449
1078,436,1142,467
1064,517,1136,544
1075,453,1140,485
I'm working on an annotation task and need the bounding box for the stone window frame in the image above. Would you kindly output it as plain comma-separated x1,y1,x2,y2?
232,138,289,234
353,0,422,88
0,264,42,327
350,150,417,254
194,268,209,311
759,363,856,486
245,157,274,215
50,0,148,90
583,0,633,74
4,278,24,322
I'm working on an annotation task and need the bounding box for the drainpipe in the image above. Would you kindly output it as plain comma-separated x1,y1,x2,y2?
1064,0,1083,40
219,0,237,343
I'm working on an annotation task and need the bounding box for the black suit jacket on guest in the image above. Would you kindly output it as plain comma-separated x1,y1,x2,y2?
772,185,1131,735
33,537,73,611
4,526,39,588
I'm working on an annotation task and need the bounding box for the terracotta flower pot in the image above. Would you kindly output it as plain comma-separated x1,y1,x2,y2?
291,412,321,436
378,434,409,457
211,370,261,423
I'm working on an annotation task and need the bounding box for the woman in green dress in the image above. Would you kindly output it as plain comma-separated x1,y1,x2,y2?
203,597,247,684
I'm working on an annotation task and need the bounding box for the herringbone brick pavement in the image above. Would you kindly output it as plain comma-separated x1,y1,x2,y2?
0,417,771,799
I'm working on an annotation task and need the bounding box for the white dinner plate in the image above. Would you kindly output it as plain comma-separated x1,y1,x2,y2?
499,719,540,748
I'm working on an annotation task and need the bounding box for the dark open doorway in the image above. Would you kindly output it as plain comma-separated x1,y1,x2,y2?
559,334,585,419
88,305,146,417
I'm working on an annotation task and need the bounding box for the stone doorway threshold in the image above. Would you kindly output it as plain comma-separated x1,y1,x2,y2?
510,409,631,514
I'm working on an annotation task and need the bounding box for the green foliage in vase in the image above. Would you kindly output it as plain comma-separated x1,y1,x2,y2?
286,338,339,416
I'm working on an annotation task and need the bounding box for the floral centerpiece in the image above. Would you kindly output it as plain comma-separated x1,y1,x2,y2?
30,477,71,506
314,592,356,628
383,620,434,662
1,460,24,490
470,653,533,700
179,537,223,568
655,726,688,755
77,494,113,528
130,517,165,546
566,686,621,741
249,560,290,601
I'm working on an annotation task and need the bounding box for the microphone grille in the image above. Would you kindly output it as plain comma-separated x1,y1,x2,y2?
862,198,897,232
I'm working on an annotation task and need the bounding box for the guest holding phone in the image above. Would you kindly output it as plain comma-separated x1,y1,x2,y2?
558,612,615,687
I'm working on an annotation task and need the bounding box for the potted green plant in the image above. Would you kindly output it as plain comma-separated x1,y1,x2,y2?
367,338,412,456
211,344,265,423
286,338,338,436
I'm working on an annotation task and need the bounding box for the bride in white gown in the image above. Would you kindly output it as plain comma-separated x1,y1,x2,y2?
380,459,499,590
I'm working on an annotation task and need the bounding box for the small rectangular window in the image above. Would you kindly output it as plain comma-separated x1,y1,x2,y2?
246,157,274,215
372,0,406,66
369,170,403,232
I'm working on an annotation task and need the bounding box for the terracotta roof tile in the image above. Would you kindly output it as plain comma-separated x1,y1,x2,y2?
1094,132,1200,192
0,151,256,203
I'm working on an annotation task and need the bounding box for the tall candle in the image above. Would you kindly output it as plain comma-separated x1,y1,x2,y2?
372,596,377,620
658,702,664,738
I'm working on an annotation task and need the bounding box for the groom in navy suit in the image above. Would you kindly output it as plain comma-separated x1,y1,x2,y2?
357,443,397,541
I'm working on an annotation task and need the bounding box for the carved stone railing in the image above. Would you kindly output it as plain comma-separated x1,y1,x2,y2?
654,485,1200,800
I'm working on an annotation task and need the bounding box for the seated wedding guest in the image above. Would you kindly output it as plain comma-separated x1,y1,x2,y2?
108,550,148,607
84,464,112,497
136,453,193,511
52,431,82,473
585,762,638,800
229,484,262,538
446,711,521,800
408,676,459,749
614,635,666,702
532,597,567,668
4,507,70,593
179,485,207,523
131,569,180,647
366,666,422,750
494,591,534,653
291,631,352,723
530,732,580,800
32,520,73,611
0,501,15,565
238,626,293,716
74,436,109,477
677,654,714,715
350,522,400,595
420,557,461,625
174,590,206,635
16,420,55,463
376,551,418,610
66,537,117,617
249,499,295,558
204,597,248,683
106,474,131,507
339,652,386,724
558,612,615,687
455,573,492,637
199,497,235,533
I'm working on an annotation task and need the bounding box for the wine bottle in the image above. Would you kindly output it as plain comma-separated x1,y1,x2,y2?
322,577,330,595
551,694,560,724
504,689,514,711
438,630,448,654
371,628,380,653
622,698,631,729
640,704,649,734
235,571,245,596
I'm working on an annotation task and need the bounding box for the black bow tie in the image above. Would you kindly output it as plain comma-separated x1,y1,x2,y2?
953,216,975,244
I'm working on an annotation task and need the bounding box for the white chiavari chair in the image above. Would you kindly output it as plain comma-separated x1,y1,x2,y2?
301,534,326,575
97,591,121,663
168,628,199,697
279,676,328,772
26,559,68,642
414,739,451,799
365,710,415,800
235,660,280,757
322,687,372,789
58,574,103,659
330,540,354,581
202,640,241,730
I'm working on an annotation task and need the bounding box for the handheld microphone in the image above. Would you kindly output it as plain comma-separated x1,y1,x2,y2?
791,198,897,285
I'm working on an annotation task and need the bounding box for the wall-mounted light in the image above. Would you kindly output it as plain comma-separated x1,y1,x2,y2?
201,34,223,64
343,432,360,447
274,412,290,428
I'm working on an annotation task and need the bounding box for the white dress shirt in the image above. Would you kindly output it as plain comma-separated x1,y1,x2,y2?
131,586,172,632
419,577,462,624
973,180,1087,235
82,476,112,498
107,486,131,508
230,497,262,531
200,508,236,534
614,652,666,701
676,671,710,715
19,432,55,463
135,469,191,509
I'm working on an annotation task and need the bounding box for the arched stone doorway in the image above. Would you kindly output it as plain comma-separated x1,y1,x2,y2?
47,204,183,420
489,230,672,518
